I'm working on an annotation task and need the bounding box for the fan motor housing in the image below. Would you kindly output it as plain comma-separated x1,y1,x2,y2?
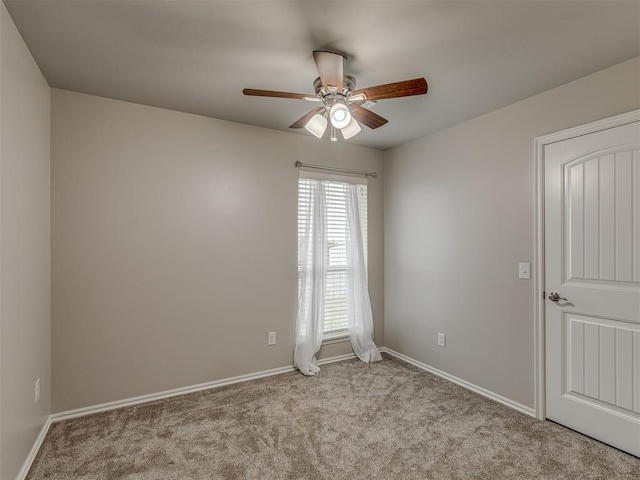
313,75,356,99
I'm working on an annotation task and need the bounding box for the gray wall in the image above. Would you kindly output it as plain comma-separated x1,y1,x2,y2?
51,89,384,413
383,57,640,408
0,3,51,479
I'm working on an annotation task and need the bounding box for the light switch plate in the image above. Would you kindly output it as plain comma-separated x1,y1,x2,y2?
519,263,531,279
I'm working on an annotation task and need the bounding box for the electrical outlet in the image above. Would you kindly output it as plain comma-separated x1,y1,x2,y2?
267,331,276,346
35,379,40,403
438,333,446,348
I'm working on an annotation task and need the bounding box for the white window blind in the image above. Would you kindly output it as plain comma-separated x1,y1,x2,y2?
297,177,368,335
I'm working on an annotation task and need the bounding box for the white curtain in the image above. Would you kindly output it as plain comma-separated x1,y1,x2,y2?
345,183,382,363
294,177,381,375
294,179,326,375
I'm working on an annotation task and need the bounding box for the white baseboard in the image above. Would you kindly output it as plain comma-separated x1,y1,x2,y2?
379,347,536,417
17,353,355,478
51,352,357,423
20,349,534,479
317,352,357,365
16,416,52,480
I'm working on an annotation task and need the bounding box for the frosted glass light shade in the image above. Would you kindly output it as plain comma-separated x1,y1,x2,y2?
329,104,352,129
340,118,361,140
305,113,327,138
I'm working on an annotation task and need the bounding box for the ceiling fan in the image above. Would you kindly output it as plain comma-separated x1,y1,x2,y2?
243,51,428,141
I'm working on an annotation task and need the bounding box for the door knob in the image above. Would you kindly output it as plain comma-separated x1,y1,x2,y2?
548,292,567,302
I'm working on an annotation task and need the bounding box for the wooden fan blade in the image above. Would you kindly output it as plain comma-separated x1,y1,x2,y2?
313,51,344,92
243,89,308,100
289,107,325,129
351,104,388,129
352,78,428,101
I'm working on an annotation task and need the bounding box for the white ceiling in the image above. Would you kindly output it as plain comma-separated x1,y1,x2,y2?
4,1,639,150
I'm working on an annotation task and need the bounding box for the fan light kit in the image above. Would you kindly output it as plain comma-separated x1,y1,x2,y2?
330,104,351,129
243,51,428,142
306,113,327,139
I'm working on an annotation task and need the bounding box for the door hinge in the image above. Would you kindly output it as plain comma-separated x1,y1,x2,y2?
542,291,545,299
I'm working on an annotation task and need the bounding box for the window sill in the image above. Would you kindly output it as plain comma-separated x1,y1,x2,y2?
322,332,349,345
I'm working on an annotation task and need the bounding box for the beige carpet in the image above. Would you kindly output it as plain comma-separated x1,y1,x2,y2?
28,355,639,479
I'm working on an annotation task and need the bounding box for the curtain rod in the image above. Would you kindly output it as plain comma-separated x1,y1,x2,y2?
295,161,377,179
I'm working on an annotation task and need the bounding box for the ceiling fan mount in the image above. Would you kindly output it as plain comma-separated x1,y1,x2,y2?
243,51,428,141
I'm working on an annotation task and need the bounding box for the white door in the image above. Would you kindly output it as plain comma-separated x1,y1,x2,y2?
545,119,640,457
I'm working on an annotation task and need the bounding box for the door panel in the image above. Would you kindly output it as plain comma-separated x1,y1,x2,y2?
545,120,640,457
563,314,640,415
564,148,640,285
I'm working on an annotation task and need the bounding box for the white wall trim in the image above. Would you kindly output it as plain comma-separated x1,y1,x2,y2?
533,133,546,421
532,108,640,421
20,349,540,477
16,416,52,480
17,353,355,478
317,353,357,365
379,347,536,417
51,353,357,423
535,110,640,147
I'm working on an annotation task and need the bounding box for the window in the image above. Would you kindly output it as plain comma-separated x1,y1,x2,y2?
297,177,367,336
